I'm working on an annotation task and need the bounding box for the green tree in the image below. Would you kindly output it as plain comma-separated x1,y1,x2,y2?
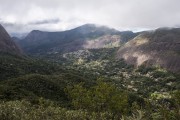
65,80,128,117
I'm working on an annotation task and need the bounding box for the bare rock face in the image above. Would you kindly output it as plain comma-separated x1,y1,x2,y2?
117,28,180,73
0,24,22,54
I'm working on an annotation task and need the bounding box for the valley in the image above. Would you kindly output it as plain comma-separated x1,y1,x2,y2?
0,24,179,120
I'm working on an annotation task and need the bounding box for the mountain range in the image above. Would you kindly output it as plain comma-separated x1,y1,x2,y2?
0,24,180,73
17,24,136,54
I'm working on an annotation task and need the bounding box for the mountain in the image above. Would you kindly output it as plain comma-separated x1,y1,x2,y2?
18,24,136,55
0,24,22,55
117,28,180,73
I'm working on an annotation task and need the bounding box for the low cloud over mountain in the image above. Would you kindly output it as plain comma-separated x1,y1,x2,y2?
0,0,180,33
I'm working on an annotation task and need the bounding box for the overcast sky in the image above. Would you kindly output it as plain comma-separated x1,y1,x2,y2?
0,0,180,34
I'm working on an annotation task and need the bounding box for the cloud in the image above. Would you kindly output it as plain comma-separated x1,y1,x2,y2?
29,18,61,25
0,0,180,33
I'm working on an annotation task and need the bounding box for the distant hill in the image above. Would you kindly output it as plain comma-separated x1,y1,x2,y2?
18,24,136,55
117,28,180,73
0,24,22,55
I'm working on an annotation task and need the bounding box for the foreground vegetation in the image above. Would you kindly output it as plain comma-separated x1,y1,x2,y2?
0,82,179,120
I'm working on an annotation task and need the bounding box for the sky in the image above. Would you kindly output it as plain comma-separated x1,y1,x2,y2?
0,0,180,34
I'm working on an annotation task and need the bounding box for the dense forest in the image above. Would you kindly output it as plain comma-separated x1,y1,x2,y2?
0,49,179,120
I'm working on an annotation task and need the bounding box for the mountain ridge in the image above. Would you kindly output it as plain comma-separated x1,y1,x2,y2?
18,24,136,54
